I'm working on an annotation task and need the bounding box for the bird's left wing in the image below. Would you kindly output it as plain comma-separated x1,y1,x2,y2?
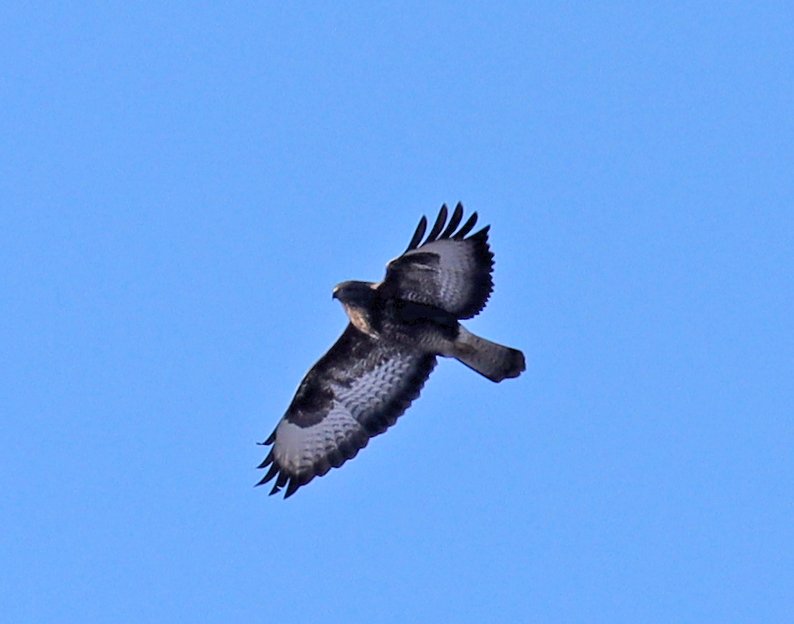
257,324,436,498
380,203,494,320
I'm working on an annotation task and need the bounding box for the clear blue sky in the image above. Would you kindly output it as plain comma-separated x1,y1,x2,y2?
2,3,792,622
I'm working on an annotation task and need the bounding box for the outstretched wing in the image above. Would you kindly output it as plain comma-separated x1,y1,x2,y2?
380,203,494,319
257,325,436,498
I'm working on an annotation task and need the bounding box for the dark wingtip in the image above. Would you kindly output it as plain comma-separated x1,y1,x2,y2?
284,479,300,498
406,215,428,251
440,202,464,239
408,203,485,248
470,224,490,240
454,211,479,239
266,470,289,496
425,204,448,243
255,459,280,486
263,460,280,480
256,451,273,469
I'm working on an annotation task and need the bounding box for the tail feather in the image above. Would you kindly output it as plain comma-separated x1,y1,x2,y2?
450,326,525,382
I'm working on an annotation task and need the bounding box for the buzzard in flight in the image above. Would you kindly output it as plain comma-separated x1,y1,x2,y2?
258,203,525,498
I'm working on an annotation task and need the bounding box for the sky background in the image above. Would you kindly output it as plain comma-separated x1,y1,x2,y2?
2,3,793,622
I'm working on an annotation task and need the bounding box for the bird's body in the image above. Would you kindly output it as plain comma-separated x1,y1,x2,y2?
334,280,458,350
258,204,525,498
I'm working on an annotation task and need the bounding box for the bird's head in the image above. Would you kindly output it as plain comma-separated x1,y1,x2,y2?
332,280,377,307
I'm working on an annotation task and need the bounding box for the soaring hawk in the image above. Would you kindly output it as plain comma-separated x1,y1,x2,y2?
258,203,525,498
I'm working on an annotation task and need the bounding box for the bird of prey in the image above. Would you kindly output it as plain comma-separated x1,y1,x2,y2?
257,203,525,498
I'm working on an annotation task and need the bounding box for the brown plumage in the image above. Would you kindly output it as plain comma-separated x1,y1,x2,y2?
258,203,525,498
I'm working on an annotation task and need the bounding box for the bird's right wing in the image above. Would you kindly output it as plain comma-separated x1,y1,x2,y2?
257,325,436,498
